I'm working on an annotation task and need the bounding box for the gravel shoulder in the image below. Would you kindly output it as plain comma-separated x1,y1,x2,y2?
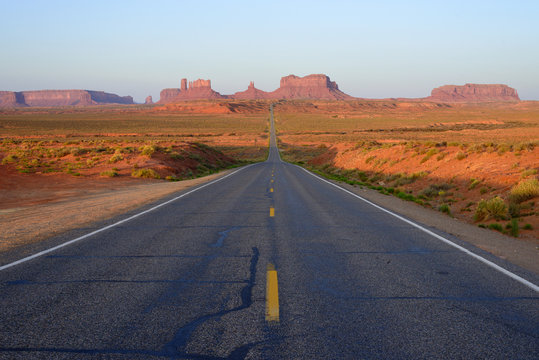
0,169,235,253
333,179,539,275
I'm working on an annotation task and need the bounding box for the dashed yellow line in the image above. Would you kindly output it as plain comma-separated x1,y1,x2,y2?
265,263,279,322
269,207,275,217
270,188,274,193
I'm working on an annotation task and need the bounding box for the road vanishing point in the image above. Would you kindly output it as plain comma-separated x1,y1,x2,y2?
0,105,538,359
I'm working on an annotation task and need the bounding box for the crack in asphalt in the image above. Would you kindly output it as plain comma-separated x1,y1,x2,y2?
0,247,263,359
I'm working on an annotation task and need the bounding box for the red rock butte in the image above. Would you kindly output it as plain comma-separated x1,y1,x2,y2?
0,90,133,107
426,84,520,102
158,74,354,103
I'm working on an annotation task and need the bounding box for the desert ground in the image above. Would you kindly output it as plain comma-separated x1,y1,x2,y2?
1,100,538,251
274,100,539,241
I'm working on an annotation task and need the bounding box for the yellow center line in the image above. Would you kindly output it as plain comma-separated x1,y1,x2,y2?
266,263,279,322
269,207,275,217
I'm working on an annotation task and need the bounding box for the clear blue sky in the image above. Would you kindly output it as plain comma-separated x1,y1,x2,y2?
1,0,538,102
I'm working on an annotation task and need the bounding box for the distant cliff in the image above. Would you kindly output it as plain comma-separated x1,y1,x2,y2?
159,74,353,103
426,84,520,102
0,90,134,107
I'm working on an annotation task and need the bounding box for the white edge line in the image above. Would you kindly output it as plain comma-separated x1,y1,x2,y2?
0,164,255,272
296,165,539,293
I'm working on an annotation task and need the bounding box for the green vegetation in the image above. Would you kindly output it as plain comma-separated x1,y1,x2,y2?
438,204,451,215
131,168,160,179
474,196,508,221
100,170,119,177
488,223,503,232
509,178,539,203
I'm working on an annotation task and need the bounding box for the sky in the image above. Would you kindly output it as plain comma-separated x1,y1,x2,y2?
1,0,538,102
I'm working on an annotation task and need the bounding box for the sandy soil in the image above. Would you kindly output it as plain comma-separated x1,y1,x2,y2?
0,169,234,252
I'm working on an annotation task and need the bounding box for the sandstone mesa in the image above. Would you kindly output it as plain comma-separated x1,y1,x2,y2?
0,75,523,108
0,90,134,107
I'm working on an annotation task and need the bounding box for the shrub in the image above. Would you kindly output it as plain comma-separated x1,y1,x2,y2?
507,218,519,237
523,223,533,230
109,152,123,163
468,178,481,190
2,154,18,164
70,147,87,156
488,223,503,232
479,187,488,195
140,145,156,157
419,183,452,198
438,204,451,215
100,170,118,177
520,169,537,178
170,152,184,160
509,179,539,203
474,196,508,221
508,202,521,218
166,175,181,181
456,152,467,160
131,168,160,179
436,152,446,161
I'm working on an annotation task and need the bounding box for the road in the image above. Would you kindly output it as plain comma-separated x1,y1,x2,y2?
0,105,538,359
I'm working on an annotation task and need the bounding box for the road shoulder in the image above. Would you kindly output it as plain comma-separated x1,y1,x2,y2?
330,179,539,275
0,169,237,254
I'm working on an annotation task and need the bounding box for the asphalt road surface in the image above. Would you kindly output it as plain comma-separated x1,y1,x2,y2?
0,105,538,359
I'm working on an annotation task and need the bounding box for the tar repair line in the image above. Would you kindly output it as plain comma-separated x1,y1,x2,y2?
0,164,257,272
298,166,539,293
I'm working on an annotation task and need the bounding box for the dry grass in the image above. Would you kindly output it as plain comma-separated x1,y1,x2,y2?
510,179,539,203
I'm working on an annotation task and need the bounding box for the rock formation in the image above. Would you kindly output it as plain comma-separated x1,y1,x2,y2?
268,74,353,100
158,78,225,103
145,95,153,104
427,84,520,102
159,74,353,102
232,81,271,99
0,90,134,107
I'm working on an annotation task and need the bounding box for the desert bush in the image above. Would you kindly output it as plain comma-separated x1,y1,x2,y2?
56,148,71,158
108,152,124,163
506,218,519,237
508,202,521,218
523,223,533,230
509,179,539,203
479,187,488,194
2,154,18,164
170,152,184,160
520,169,537,178
438,204,451,215
420,148,439,163
436,152,446,161
468,178,481,190
488,223,503,232
131,168,160,179
100,170,119,177
166,175,181,181
70,147,88,156
140,145,156,157
419,183,452,198
474,196,507,221
455,152,467,160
